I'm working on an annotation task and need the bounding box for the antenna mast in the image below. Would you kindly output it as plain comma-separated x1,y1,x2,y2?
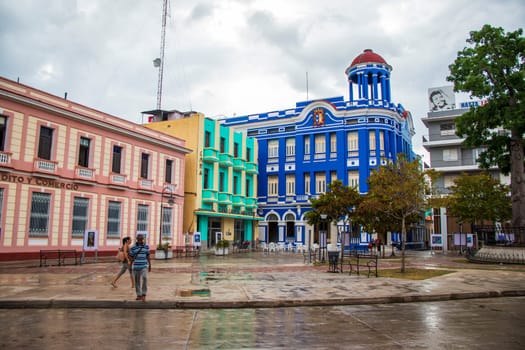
156,0,168,110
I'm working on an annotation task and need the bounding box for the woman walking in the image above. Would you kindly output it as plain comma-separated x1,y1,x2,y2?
111,236,134,288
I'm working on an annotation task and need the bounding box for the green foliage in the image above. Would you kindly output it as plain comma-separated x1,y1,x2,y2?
447,24,525,226
157,241,171,250
446,173,511,225
216,239,230,249
361,154,437,272
306,180,361,228
364,155,434,225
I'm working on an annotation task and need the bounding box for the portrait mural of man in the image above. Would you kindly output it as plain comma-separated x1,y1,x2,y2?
428,86,455,112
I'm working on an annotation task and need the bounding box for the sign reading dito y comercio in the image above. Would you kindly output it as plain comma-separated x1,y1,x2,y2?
0,173,79,190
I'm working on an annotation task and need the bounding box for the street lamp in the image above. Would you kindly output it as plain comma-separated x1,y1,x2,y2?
459,222,463,255
159,185,175,257
320,214,327,263
308,229,312,264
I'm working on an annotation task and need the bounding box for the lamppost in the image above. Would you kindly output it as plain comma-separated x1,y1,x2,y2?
459,222,463,255
159,185,175,258
320,213,327,263
308,229,312,264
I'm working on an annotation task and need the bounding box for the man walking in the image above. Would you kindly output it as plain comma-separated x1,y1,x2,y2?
129,234,151,301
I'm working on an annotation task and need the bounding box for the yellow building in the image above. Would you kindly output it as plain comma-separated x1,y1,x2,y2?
144,110,260,251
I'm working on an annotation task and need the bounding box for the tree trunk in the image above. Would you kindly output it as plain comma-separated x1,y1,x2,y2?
510,128,525,227
401,217,406,273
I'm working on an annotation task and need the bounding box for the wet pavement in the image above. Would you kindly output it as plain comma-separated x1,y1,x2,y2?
1,250,525,309
2,298,525,349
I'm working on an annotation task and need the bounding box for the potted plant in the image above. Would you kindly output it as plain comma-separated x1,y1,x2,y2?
215,239,230,256
155,240,173,259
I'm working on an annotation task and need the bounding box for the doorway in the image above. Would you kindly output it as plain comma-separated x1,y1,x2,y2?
208,218,222,248
285,213,295,243
267,214,278,243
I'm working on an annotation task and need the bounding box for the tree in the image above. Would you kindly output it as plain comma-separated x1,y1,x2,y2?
363,155,435,272
355,195,400,252
446,173,511,227
305,180,361,255
447,24,525,226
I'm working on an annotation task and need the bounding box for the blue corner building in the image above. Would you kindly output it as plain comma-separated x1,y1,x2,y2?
221,49,416,247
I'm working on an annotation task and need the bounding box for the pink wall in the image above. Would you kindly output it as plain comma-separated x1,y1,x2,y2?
0,77,191,259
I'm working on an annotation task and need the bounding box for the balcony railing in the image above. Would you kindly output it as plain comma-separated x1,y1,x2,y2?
202,189,218,203
202,148,219,162
218,192,232,204
232,158,245,170
34,159,57,173
75,166,95,180
110,174,127,185
245,197,257,208
0,151,12,167
139,178,153,189
232,195,244,206
218,153,233,167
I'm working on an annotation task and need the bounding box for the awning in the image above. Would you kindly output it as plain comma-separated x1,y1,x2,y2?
194,210,264,221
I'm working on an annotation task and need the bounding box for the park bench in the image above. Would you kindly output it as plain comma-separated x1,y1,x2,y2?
303,248,318,264
39,249,78,267
340,250,378,277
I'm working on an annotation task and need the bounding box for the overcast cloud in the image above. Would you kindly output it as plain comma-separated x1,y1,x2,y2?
1,0,524,160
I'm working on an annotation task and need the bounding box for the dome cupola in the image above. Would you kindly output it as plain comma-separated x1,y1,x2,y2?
345,49,392,106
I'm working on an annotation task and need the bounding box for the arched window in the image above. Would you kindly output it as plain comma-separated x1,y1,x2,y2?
267,214,279,221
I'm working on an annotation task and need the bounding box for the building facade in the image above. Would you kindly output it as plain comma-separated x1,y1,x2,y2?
422,87,509,250
144,110,259,250
0,77,191,260
221,49,416,247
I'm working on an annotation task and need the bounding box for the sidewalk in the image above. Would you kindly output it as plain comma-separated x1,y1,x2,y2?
1,250,524,309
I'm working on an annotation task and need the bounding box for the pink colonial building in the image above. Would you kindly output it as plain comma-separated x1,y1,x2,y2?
0,77,191,260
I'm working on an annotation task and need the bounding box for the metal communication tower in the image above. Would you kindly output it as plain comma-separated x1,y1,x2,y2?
156,0,168,110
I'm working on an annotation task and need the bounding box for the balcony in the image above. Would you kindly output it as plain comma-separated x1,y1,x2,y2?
110,173,127,186
218,153,233,167
232,195,244,207
202,148,219,163
245,162,258,174
218,192,232,204
75,166,95,181
33,159,58,173
285,195,296,203
232,158,245,170
245,197,258,208
138,178,153,190
202,189,218,203
0,151,12,168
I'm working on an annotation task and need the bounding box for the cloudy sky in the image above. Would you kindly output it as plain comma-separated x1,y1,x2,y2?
1,0,524,159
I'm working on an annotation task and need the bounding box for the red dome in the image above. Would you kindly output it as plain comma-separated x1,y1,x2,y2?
350,49,387,66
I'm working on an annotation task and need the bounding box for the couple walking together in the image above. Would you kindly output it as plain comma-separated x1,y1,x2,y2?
111,234,151,301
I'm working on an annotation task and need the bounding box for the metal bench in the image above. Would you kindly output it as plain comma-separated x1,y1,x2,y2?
340,250,378,277
39,249,78,267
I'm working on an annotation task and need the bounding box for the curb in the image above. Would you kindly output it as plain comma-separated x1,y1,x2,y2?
2,290,525,309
